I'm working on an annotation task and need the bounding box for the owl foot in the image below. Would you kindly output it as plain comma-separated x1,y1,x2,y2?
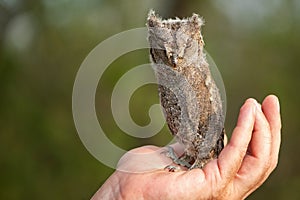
189,158,210,169
164,165,181,172
162,146,191,168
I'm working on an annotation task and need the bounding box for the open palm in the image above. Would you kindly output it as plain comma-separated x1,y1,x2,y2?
93,95,281,200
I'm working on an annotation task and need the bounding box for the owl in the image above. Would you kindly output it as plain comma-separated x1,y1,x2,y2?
147,10,225,169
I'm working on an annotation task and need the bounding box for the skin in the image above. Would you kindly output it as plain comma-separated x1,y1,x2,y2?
92,95,281,200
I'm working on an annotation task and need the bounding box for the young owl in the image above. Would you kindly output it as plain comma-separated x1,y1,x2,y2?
147,10,225,169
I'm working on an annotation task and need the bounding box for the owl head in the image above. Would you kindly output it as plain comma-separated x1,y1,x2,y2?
147,10,205,70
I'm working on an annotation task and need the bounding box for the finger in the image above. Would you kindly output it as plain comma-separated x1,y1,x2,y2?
117,145,174,172
233,98,279,196
224,134,228,146
216,98,256,182
262,94,281,168
262,95,281,133
236,101,272,180
248,101,272,159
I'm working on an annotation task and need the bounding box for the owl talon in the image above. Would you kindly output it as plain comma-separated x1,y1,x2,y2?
189,158,210,170
162,146,191,168
164,165,181,172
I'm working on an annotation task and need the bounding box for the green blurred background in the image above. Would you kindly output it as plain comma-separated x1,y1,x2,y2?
1,0,299,199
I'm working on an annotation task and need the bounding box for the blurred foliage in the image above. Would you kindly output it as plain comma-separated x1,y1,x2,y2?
0,0,300,199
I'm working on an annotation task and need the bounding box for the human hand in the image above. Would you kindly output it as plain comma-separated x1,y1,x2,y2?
92,95,281,200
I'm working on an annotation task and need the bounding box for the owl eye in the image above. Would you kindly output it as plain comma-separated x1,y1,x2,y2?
162,49,174,66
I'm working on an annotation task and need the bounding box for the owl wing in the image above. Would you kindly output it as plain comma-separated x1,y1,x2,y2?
158,85,181,136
